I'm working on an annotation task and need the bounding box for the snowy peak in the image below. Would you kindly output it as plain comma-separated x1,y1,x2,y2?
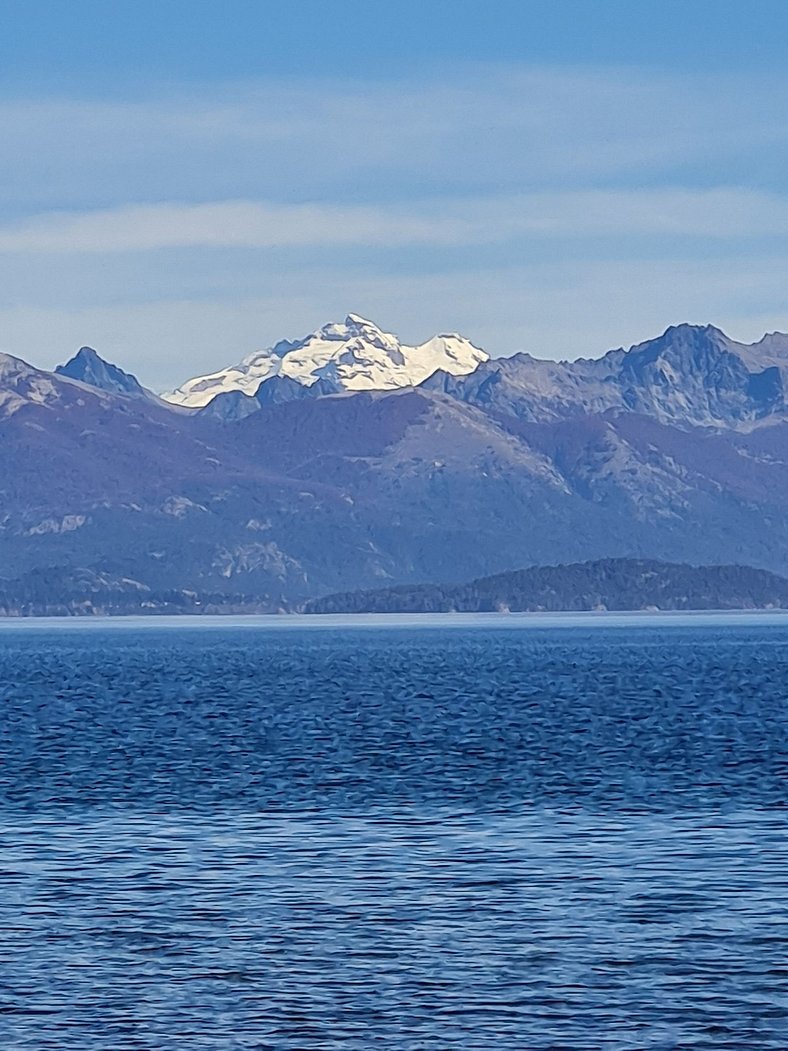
318,314,399,350
162,315,489,408
56,347,153,400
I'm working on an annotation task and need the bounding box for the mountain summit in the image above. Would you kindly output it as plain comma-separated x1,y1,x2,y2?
56,347,153,400
162,314,489,408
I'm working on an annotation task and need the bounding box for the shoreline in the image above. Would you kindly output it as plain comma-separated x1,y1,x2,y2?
3,609,788,630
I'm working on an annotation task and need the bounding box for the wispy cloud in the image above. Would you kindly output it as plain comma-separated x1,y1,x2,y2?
2,67,788,216
0,201,461,252
3,188,788,253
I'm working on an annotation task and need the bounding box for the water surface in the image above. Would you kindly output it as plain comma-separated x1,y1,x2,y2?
1,619,786,1048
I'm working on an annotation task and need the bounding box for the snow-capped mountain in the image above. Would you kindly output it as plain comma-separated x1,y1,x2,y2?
161,314,489,408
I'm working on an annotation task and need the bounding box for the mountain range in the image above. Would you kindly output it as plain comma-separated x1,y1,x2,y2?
4,314,788,613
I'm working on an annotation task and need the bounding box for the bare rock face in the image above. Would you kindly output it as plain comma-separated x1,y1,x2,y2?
424,323,788,429
56,347,156,401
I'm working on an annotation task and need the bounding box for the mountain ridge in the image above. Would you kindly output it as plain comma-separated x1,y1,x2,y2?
45,316,788,430
424,323,788,429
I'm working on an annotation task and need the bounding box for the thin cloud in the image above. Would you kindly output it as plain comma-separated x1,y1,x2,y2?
2,189,788,253
2,67,788,214
0,201,466,253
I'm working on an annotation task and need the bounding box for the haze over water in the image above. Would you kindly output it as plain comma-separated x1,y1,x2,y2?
1,617,787,1048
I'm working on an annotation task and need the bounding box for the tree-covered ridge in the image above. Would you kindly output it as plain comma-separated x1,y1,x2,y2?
303,559,788,614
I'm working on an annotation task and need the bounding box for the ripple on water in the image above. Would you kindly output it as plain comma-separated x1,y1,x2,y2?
0,623,786,1048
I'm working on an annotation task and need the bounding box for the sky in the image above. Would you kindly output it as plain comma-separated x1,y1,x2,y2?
3,0,788,388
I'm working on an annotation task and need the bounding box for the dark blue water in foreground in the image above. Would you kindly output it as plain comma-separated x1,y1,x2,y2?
0,619,787,1049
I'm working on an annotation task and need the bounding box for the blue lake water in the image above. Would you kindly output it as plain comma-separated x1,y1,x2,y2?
0,616,786,1048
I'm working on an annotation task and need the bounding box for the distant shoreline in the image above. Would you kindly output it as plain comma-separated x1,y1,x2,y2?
3,609,788,630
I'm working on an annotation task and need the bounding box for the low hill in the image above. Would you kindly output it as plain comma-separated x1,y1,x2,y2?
302,559,788,614
0,566,271,617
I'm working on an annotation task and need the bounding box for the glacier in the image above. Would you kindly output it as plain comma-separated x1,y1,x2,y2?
161,314,489,408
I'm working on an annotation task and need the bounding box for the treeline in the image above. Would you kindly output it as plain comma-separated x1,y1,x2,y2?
0,566,280,616
303,558,788,614
4,558,788,618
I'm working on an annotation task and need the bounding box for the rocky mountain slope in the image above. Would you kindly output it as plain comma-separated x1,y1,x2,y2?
425,324,788,428
303,558,788,614
56,347,157,401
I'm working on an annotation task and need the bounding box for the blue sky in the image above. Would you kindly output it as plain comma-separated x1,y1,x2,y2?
2,0,788,387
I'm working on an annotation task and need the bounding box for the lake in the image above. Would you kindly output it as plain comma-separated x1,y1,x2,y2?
1,616,786,1048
